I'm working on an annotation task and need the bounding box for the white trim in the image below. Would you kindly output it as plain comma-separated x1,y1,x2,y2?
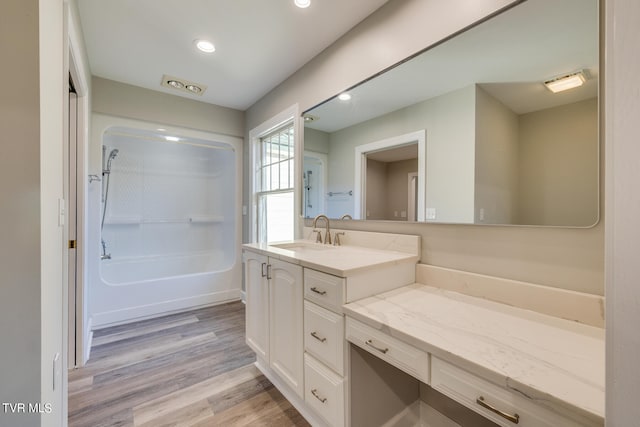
68,0,92,368
354,130,426,221
408,172,419,222
92,290,241,328
248,104,300,243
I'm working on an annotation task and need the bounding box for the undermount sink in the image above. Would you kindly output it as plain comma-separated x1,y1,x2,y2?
270,241,336,251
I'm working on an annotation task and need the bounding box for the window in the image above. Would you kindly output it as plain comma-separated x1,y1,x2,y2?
256,122,295,243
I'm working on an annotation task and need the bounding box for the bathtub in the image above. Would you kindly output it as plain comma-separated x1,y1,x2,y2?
89,114,243,329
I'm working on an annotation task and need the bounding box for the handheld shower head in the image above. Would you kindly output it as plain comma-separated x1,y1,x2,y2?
104,148,119,175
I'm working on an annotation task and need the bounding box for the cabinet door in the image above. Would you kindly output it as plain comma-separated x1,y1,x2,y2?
244,252,269,361
269,258,304,398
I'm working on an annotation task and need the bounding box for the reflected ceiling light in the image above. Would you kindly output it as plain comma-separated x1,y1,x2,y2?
544,70,586,93
195,39,215,53
165,136,180,142
338,92,351,101
303,114,318,122
294,0,311,8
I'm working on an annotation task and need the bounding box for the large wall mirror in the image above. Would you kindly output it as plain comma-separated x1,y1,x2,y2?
302,0,599,227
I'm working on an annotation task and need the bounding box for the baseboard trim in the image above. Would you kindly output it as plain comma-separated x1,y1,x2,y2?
92,289,241,329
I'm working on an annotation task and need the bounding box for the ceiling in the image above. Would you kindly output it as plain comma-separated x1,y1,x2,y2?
305,0,599,133
76,0,389,110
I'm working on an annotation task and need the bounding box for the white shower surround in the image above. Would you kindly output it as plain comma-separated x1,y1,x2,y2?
88,114,242,328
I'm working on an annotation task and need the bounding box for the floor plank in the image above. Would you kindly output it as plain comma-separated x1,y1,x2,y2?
68,301,310,427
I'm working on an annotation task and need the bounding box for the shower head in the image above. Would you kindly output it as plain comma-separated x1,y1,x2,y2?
103,148,119,175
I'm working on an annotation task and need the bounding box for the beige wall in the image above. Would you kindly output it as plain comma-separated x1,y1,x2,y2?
325,85,476,223
475,86,519,224
303,127,330,154
605,0,640,423
386,158,419,221
517,98,599,226
245,0,604,295
1,2,42,425
92,77,245,138
365,159,388,220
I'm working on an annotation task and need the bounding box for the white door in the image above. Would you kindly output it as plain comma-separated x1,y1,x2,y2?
244,252,270,361
269,258,304,397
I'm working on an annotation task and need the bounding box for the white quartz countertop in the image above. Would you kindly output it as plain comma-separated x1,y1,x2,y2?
343,283,605,423
243,240,419,277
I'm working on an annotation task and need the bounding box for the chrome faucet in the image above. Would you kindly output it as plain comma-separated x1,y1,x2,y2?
312,214,331,245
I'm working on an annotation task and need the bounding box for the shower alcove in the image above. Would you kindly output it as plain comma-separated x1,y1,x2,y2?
89,114,242,327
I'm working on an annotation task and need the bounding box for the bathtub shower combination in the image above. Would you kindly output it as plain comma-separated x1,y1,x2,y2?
90,120,242,327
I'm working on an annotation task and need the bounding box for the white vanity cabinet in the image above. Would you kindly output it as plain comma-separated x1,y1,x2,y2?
243,251,304,398
243,231,421,427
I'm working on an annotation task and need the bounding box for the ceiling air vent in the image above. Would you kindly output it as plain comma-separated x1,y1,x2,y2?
161,74,207,96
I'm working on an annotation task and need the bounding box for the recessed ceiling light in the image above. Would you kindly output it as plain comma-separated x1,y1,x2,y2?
303,114,318,122
294,0,311,8
338,93,351,101
161,75,207,96
195,39,215,53
167,80,184,89
544,70,586,93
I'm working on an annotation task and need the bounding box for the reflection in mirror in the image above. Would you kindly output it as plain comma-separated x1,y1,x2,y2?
302,0,599,227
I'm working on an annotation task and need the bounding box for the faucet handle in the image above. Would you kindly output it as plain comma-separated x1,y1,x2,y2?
333,232,345,246
312,229,323,244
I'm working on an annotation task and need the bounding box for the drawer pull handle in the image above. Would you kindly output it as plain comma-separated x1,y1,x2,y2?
310,331,327,343
476,396,520,424
365,339,389,354
311,389,327,403
261,262,267,277
310,287,327,295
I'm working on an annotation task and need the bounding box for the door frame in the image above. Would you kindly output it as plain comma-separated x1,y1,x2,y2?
354,130,426,221
67,30,90,368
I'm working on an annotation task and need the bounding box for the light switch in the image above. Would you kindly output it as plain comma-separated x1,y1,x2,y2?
426,208,436,220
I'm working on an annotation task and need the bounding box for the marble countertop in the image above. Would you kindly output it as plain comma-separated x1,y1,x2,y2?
343,283,605,423
243,240,418,277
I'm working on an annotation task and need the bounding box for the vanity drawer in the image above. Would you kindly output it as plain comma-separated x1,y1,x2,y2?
345,317,430,384
305,353,345,427
431,357,598,427
304,301,344,375
304,268,345,312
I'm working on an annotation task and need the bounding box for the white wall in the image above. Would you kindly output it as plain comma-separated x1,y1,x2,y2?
246,0,603,295
605,0,640,425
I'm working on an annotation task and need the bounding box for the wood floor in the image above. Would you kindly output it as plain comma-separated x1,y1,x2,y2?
68,301,310,427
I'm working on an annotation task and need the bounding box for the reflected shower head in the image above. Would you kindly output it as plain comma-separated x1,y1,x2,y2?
109,149,119,160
